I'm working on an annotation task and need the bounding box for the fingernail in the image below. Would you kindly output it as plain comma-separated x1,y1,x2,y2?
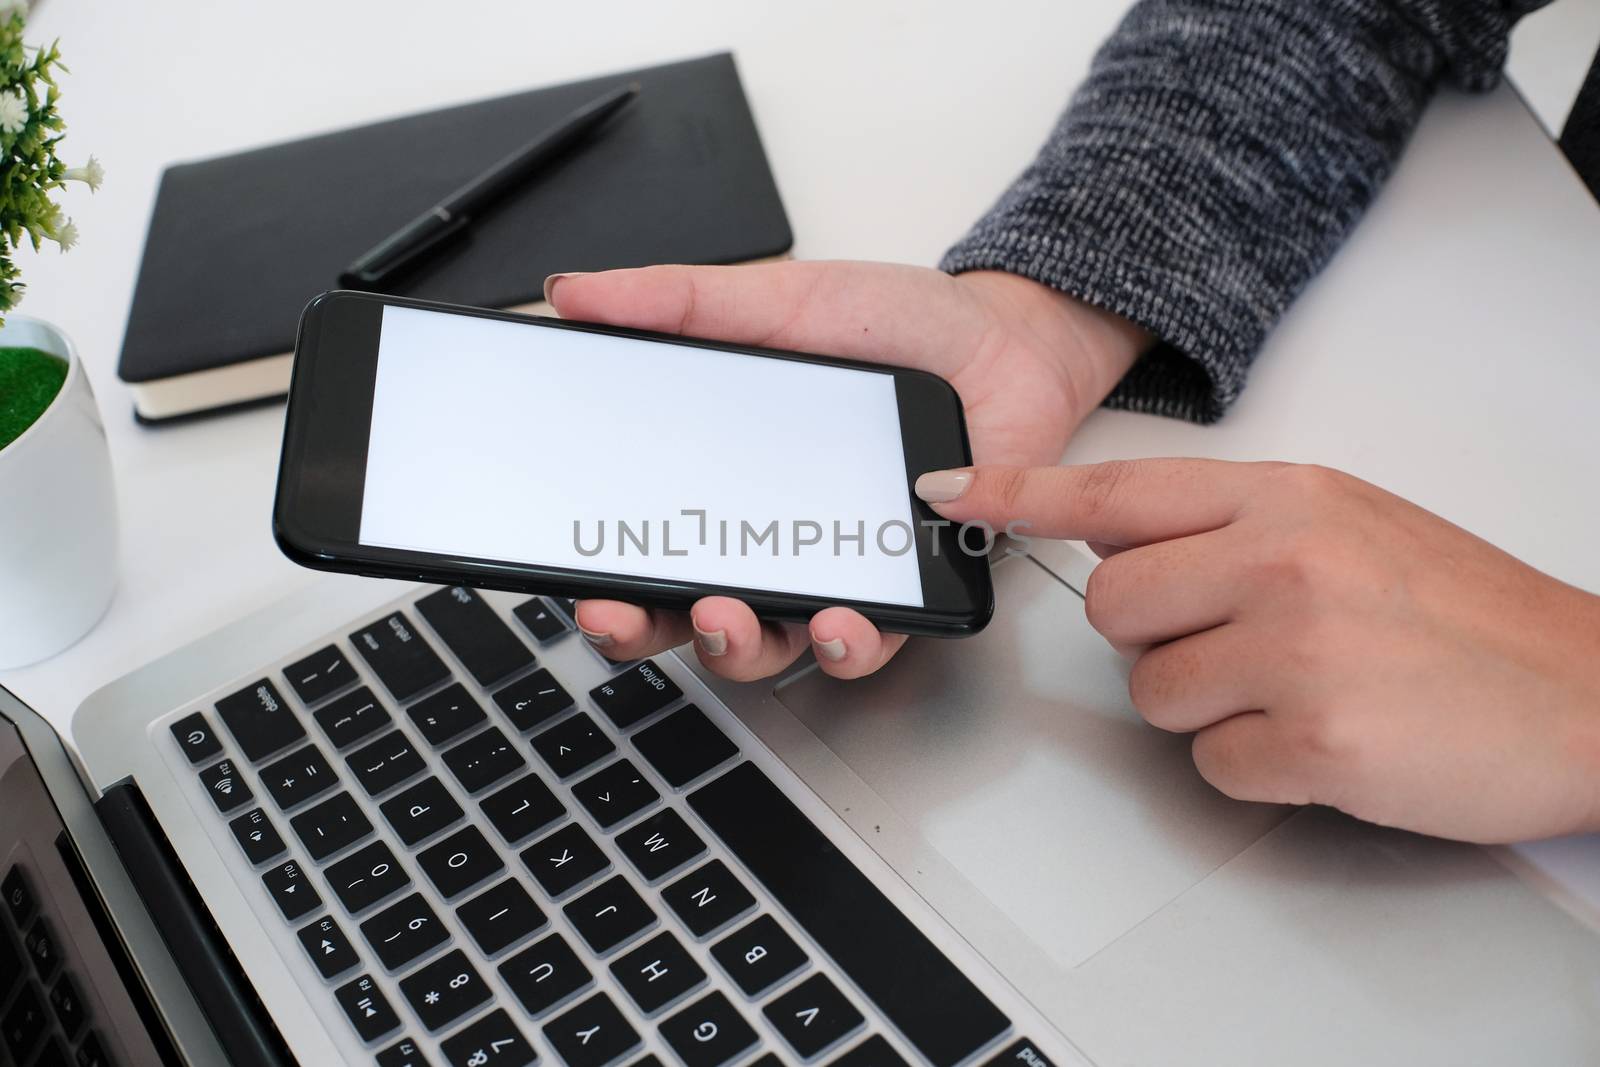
579,625,612,648
814,636,847,662
914,469,972,503
542,271,589,304
694,622,728,657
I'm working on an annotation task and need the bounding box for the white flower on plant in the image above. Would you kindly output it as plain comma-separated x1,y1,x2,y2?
64,156,104,192
51,219,77,251
0,89,26,134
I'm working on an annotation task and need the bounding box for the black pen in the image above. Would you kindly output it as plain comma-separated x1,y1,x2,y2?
339,82,641,290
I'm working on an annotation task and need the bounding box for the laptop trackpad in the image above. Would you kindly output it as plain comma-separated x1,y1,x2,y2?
773,551,1288,970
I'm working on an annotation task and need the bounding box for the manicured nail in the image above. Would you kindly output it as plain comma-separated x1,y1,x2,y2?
814,636,847,662
579,625,612,648
542,271,589,304
694,622,728,657
914,469,972,503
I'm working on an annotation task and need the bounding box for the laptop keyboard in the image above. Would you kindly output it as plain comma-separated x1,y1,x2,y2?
161,586,1021,1067
1,866,114,1067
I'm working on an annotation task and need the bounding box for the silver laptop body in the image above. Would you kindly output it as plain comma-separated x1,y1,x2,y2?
4,534,1592,1067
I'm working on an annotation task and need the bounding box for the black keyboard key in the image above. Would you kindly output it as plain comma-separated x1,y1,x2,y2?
589,661,682,731
481,774,565,845
216,679,305,762
457,879,545,956
564,876,655,956
0,933,16,999
380,777,464,847
291,791,374,861
22,920,57,979
228,807,288,866
609,931,705,1016
335,973,400,1044
377,1037,431,1067
3,866,34,925
982,1039,1059,1067
399,948,491,1032
764,973,865,1059
296,915,361,980
532,713,616,780
348,731,427,797
522,823,610,898
262,744,337,810
493,669,574,733
327,841,411,914
691,762,1008,1067
632,706,738,790
407,684,486,748
284,644,356,705
615,809,705,884
263,860,323,922
76,1032,112,1067
661,861,756,940
659,991,759,1067
169,711,223,765
418,827,504,900
1,983,46,1060
314,686,391,750
360,893,448,973
352,612,450,702
835,1035,912,1066
33,1033,68,1067
47,973,84,1037
513,597,571,644
442,727,525,795
499,934,592,1018
417,586,535,687
544,993,641,1067
198,758,254,813
440,1009,536,1067
573,760,658,830
711,915,806,998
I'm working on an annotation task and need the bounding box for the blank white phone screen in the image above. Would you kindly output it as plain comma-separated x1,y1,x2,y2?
359,305,926,607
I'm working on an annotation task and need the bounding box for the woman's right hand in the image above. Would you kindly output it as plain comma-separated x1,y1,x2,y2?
544,259,1149,681
917,459,1600,843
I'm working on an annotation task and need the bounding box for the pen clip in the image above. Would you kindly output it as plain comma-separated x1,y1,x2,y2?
339,210,471,290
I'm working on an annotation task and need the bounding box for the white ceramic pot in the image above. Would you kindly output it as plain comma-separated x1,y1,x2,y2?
0,317,118,668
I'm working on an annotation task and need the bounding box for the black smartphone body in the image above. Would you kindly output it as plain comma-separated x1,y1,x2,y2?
273,291,994,637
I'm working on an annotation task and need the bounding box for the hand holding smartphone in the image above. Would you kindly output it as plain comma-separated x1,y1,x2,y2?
273,292,994,636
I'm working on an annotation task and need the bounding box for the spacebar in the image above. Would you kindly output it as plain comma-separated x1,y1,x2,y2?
688,762,1009,1067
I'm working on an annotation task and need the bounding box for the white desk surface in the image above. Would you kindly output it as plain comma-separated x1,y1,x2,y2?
4,2,1597,903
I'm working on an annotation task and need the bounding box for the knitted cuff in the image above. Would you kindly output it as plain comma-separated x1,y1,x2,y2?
941,229,1252,424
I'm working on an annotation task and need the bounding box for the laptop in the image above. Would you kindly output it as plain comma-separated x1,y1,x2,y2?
4,531,1599,1067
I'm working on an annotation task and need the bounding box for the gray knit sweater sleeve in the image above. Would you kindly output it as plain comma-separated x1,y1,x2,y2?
941,0,1547,423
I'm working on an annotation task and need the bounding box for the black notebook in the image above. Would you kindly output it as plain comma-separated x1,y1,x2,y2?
117,52,793,423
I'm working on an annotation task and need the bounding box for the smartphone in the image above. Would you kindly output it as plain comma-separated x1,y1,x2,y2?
273,291,994,637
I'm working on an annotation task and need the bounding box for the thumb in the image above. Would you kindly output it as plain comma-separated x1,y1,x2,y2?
913,459,1259,546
